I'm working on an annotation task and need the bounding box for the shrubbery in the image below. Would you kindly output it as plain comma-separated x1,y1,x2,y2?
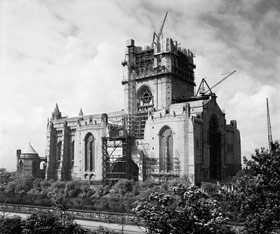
0,216,22,234
224,142,280,233
133,185,235,234
1,142,280,233
0,212,120,234
0,176,162,213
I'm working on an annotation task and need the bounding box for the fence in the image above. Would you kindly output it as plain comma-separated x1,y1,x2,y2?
0,203,143,226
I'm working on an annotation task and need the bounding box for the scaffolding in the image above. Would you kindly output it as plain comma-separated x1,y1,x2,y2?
101,112,148,184
102,31,196,184
102,136,134,183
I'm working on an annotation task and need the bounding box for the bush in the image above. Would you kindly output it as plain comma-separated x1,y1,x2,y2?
22,212,64,234
238,142,280,233
50,181,66,191
65,181,82,197
93,226,120,234
201,182,219,196
0,216,22,234
133,185,235,234
111,179,133,196
40,180,52,190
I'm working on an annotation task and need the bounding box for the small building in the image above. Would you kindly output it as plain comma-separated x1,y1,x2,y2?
16,143,46,179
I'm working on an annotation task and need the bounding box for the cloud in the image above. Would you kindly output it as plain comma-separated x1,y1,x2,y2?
0,0,279,171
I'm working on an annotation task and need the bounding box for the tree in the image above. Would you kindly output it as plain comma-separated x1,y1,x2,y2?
0,216,22,234
47,190,71,227
133,185,234,234
22,212,64,234
236,142,280,233
0,213,120,234
64,181,81,197
111,179,133,196
15,175,35,193
0,171,16,186
93,226,120,234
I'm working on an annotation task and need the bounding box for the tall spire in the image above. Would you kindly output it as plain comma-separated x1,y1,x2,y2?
79,108,83,116
267,98,273,152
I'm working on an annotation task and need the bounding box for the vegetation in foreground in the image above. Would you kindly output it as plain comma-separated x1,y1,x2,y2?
133,142,280,234
0,171,176,213
1,142,280,233
0,212,119,234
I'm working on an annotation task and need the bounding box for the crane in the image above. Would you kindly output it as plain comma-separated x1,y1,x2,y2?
266,98,273,151
196,70,236,96
209,70,236,91
152,12,168,48
157,12,168,39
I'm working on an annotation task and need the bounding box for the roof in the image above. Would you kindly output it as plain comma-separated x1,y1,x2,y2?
21,142,38,155
54,110,124,124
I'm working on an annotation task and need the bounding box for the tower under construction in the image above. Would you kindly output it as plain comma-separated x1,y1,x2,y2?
42,17,241,184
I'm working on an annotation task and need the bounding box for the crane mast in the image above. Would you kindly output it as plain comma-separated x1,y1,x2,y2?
157,12,168,39
152,12,168,48
210,70,236,91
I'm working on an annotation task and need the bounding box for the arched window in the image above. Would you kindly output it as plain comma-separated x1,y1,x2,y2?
40,161,46,170
70,141,75,169
159,126,173,172
137,86,153,111
85,133,95,171
56,141,62,169
209,115,221,180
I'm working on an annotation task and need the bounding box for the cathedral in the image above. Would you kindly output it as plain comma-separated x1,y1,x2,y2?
17,31,241,184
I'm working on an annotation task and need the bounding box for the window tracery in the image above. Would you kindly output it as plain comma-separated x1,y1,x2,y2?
137,87,153,111
85,134,95,171
159,127,173,173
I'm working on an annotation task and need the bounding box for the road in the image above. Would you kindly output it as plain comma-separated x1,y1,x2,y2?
3,212,145,234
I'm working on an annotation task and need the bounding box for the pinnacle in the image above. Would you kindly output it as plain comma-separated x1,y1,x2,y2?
54,103,60,112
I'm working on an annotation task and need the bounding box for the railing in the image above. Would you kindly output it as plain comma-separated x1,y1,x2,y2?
0,203,144,226
4,203,277,232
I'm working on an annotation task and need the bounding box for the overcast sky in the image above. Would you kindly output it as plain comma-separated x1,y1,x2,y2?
0,0,279,171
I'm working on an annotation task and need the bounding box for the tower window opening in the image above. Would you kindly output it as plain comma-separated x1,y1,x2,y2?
137,87,153,111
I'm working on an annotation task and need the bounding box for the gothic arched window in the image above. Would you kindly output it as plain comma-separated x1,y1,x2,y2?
159,126,173,172
70,141,75,169
85,134,95,171
137,86,153,111
56,141,62,169
209,114,221,180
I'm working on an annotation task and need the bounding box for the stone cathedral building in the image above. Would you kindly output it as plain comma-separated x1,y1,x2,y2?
17,32,241,184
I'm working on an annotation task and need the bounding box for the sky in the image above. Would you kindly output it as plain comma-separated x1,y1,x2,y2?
0,0,279,171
